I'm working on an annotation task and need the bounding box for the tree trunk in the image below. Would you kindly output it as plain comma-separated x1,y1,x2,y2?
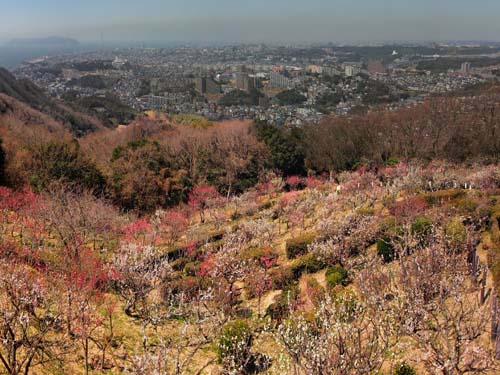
84,338,89,375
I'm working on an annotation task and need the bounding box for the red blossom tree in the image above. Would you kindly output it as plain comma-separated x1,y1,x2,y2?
188,186,221,223
122,218,152,245
389,195,429,218
160,209,188,246
305,176,323,190
286,175,302,190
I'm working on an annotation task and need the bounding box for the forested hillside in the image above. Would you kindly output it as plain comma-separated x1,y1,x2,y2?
0,68,103,135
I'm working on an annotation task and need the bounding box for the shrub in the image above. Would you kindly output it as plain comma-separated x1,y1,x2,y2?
455,197,479,214
269,266,295,289
183,262,198,276
162,276,201,303
378,216,400,236
285,175,305,191
445,218,467,247
385,156,400,166
286,234,316,259
259,200,273,210
325,265,349,289
189,185,220,209
164,246,187,262
235,308,253,319
290,254,325,279
243,247,278,270
243,247,265,261
170,257,188,271
411,217,433,236
473,203,492,229
394,362,416,375
218,320,253,367
389,195,429,217
231,211,242,221
424,189,465,206
271,209,280,221
265,285,300,321
357,207,375,216
490,254,500,296
377,237,395,263
411,217,433,247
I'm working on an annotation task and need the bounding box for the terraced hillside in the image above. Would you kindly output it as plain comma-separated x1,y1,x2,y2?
1,162,500,374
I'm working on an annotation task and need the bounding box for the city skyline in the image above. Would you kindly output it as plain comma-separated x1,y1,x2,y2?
2,0,500,44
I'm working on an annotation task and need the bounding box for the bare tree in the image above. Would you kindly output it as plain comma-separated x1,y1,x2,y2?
357,236,497,375
275,293,395,375
0,261,70,375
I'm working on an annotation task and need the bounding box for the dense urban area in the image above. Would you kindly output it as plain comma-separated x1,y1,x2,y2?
14,42,500,125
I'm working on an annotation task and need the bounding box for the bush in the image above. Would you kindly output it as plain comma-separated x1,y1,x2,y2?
170,257,188,271
455,197,479,214
269,266,295,289
218,320,253,367
445,217,467,246
304,276,325,306
378,216,400,236
394,362,416,375
265,285,300,321
325,265,349,289
357,207,375,216
411,217,433,237
243,247,265,261
424,189,465,206
377,237,395,263
259,200,273,210
162,276,201,303
411,217,433,247
231,211,243,221
385,156,400,166
286,234,316,259
290,254,325,279
183,262,198,276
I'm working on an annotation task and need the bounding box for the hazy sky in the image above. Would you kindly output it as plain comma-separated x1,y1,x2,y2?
1,0,500,43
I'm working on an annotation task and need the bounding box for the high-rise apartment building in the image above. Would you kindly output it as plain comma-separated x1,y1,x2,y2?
345,65,361,77
195,77,221,94
269,71,293,89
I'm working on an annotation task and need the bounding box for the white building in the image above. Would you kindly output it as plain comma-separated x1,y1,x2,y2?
269,71,294,89
345,65,361,77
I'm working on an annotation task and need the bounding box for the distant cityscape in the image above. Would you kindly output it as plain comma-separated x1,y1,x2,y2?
13,42,500,126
